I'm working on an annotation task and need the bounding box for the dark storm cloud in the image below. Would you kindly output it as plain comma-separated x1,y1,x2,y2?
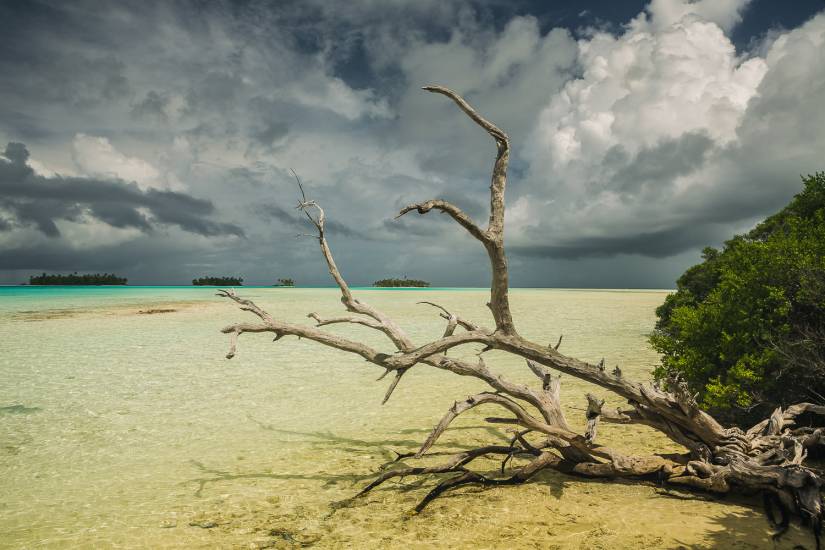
0,237,203,271
606,133,715,195
379,190,488,238
184,72,243,115
516,132,719,259
254,202,373,240
511,225,723,259
0,111,51,141
0,0,131,109
381,216,446,238
434,191,488,220
249,120,289,148
0,143,244,238
131,91,170,121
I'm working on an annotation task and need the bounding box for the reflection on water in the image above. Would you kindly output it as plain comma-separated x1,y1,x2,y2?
0,288,811,548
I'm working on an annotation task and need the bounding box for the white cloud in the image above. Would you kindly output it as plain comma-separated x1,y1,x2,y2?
645,0,752,32
505,195,542,233
286,76,391,120
527,10,767,173
511,4,825,259
26,158,58,178
71,134,176,191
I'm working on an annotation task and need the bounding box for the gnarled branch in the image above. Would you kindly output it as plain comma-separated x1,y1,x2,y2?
397,200,488,243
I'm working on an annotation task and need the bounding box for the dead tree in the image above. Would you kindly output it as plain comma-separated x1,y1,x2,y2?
218,85,825,541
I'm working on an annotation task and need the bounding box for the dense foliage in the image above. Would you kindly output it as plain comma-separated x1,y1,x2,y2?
192,276,243,286
651,173,825,425
373,278,430,287
29,272,127,285
275,278,294,286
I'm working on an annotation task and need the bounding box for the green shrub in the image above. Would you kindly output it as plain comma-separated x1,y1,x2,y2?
651,173,825,425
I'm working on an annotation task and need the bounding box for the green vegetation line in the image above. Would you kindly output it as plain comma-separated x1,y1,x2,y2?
373,278,430,287
193,276,243,286
29,272,127,285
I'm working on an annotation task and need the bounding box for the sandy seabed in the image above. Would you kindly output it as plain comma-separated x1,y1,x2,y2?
0,288,813,548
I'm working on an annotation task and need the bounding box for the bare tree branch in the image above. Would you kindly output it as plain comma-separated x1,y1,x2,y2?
417,301,482,331
396,199,488,243
418,85,515,334
307,312,384,330
416,392,553,458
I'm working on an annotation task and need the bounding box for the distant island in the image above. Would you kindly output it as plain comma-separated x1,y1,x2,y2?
192,276,243,286
274,278,294,287
373,277,430,288
29,272,127,285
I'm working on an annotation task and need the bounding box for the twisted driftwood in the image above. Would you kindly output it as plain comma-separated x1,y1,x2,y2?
218,85,825,545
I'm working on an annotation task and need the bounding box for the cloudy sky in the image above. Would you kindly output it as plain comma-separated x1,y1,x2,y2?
1,0,824,287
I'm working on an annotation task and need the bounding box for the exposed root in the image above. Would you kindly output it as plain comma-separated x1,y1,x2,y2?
764,491,791,540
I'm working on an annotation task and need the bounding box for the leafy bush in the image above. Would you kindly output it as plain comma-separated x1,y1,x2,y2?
651,173,825,425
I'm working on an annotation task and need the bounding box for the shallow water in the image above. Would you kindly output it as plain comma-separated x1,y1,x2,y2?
0,287,811,548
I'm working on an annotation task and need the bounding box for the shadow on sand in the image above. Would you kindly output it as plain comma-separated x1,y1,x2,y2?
182,414,816,548
184,415,568,507
671,501,814,549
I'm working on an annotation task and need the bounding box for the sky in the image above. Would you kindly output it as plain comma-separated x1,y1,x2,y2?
1,0,824,288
